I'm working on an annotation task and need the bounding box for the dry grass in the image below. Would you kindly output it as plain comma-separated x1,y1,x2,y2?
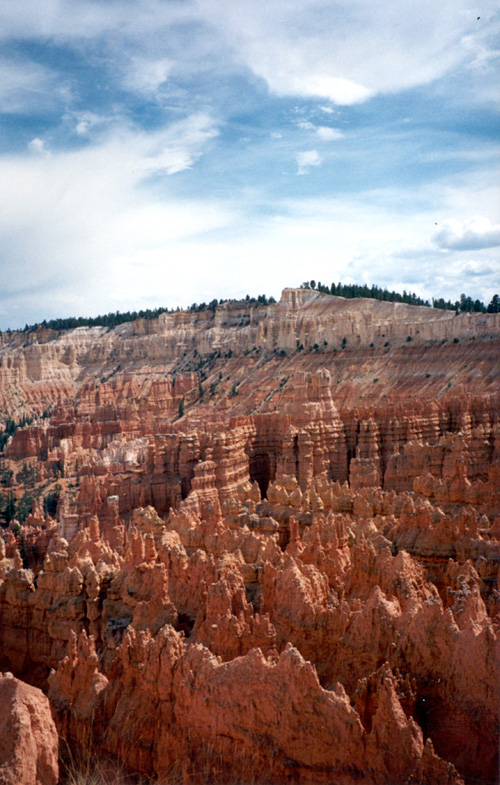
59,740,163,785
59,737,271,785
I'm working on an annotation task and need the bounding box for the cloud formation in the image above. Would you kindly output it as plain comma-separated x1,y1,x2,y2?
315,126,343,141
28,138,46,153
434,215,500,250
1,1,498,105
0,58,66,114
298,122,343,141
199,0,500,103
0,115,224,320
122,57,174,96
0,1,498,328
296,150,323,175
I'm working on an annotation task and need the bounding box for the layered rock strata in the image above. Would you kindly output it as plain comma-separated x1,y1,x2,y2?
0,290,499,784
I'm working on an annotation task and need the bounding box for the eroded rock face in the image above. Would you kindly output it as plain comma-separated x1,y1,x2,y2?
0,672,58,785
48,628,464,785
1,290,499,784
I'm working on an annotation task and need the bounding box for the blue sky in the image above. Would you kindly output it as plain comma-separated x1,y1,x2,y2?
0,0,499,329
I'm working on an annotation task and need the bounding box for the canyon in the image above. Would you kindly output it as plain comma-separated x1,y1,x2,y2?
0,288,499,785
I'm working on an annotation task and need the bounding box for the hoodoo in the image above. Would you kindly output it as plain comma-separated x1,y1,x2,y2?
0,289,499,784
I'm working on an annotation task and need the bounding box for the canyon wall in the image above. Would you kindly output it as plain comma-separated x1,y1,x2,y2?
0,290,499,784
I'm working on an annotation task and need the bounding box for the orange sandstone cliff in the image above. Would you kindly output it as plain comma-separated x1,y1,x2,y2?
0,289,499,784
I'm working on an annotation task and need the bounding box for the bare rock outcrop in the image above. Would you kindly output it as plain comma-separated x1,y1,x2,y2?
49,629,464,785
0,672,58,785
1,290,499,784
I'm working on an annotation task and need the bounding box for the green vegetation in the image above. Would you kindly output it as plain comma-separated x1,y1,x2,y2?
0,465,13,487
0,483,61,528
0,414,44,451
0,410,52,454
300,279,499,314
2,283,497,337
6,294,277,335
188,293,275,312
16,492,34,524
18,462,36,488
0,419,16,450
0,490,16,527
0,489,34,528
17,307,173,333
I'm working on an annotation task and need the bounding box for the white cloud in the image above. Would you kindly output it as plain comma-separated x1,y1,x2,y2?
28,138,46,153
136,113,219,175
0,1,191,41
270,73,373,105
298,122,343,141
123,57,173,95
461,260,495,277
62,110,123,139
76,121,90,136
0,150,499,328
197,0,500,103
1,0,498,109
0,115,225,326
315,126,343,141
71,111,105,136
296,149,323,174
434,215,500,250
0,58,65,114
0,2,498,327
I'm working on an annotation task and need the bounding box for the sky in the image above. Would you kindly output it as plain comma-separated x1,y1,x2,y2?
0,0,499,329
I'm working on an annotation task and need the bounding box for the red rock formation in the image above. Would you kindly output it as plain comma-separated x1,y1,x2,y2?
48,629,464,785
0,290,499,784
0,672,58,785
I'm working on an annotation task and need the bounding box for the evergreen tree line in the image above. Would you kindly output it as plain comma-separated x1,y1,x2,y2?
301,280,500,314
2,295,277,335
188,294,276,313
1,285,498,336
16,306,174,334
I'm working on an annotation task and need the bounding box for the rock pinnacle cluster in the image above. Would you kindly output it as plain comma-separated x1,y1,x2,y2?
0,288,499,785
